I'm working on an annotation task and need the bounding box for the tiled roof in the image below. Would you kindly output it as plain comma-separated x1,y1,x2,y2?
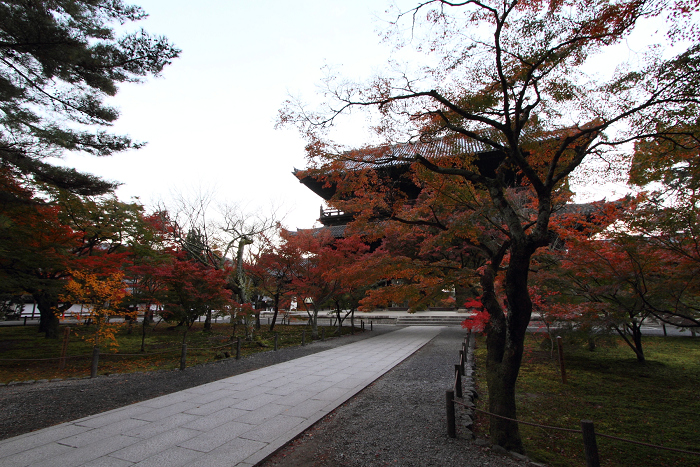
294,224,347,239
342,136,500,169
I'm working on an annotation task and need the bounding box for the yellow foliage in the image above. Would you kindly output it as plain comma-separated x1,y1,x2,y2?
60,270,133,349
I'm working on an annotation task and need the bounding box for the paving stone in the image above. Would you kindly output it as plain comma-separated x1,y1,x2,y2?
58,418,150,448
0,440,74,467
33,435,140,467
177,421,254,452
273,390,318,407
230,393,283,411
312,388,350,401
128,413,201,439
234,403,290,425
185,438,267,467
186,388,235,405
109,428,201,463
0,423,91,458
239,415,306,443
181,407,249,431
81,456,135,467
281,398,332,418
131,446,201,467
183,396,240,416
132,402,199,422
74,406,153,429
137,391,192,409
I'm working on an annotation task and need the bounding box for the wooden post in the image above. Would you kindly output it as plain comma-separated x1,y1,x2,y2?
59,327,70,370
454,365,463,398
459,350,466,376
90,346,99,378
302,331,306,346
557,336,567,384
236,337,241,360
321,328,325,341
581,420,600,467
370,321,373,331
23,316,27,326
180,344,187,371
274,333,278,351
446,390,456,438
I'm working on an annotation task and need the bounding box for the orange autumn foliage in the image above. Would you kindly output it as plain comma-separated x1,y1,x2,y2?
60,269,131,349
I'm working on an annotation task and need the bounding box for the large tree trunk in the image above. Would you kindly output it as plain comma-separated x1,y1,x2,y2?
481,244,533,453
34,292,60,339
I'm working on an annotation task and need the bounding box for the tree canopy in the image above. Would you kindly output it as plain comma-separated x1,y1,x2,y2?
281,0,700,451
0,0,179,197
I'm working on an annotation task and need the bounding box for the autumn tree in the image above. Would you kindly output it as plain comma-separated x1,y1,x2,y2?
624,122,700,329
0,170,78,337
0,174,162,338
157,252,232,344
281,0,700,450
248,232,298,332
0,0,179,199
59,269,129,350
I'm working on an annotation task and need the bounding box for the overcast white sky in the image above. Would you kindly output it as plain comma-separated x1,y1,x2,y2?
53,1,684,230
55,0,409,230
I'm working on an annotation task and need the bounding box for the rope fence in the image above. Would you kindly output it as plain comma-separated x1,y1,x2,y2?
447,331,700,466
1,322,352,379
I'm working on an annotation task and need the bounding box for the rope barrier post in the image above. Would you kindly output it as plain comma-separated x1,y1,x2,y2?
274,333,278,351
23,316,27,326
557,336,567,384
460,350,466,376
180,344,187,371
446,390,456,438
321,328,325,341
581,420,601,467
90,346,99,378
302,331,306,346
454,364,463,398
59,327,70,370
370,321,373,331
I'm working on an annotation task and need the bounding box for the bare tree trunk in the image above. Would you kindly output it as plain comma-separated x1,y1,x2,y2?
236,237,253,304
203,309,212,331
480,245,533,454
269,293,280,332
311,305,319,339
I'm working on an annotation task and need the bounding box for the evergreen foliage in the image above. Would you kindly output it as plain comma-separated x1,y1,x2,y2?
0,0,179,197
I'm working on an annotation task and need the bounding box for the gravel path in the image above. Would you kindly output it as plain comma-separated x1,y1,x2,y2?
0,326,531,466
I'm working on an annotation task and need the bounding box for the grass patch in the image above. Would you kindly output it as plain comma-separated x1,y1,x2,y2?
0,320,359,383
473,334,700,467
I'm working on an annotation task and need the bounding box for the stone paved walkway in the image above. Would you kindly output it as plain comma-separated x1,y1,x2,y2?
0,326,442,467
